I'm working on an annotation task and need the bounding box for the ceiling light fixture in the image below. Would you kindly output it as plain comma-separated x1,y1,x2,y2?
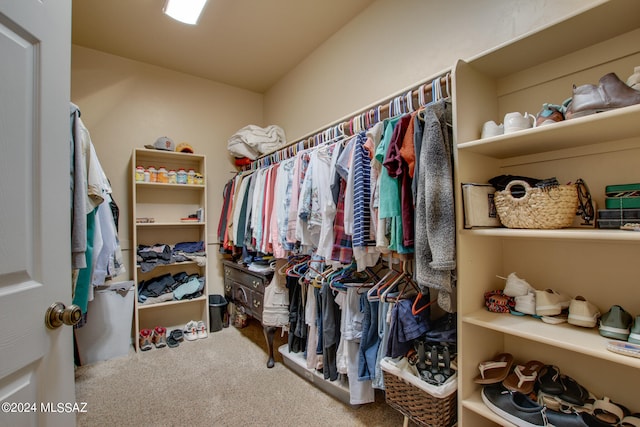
163,0,208,25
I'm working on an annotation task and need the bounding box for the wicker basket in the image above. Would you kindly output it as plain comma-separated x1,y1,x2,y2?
494,180,578,229
382,370,457,427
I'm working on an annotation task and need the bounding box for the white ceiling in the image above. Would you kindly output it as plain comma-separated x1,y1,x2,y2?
72,0,375,93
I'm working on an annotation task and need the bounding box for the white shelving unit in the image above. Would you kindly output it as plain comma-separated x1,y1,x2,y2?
131,148,208,351
452,2,640,425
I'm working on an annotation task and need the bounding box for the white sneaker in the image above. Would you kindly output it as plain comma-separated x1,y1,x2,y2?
514,290,536,315
626,66,640,90
196,320,208,339
568,296,600,328
535,289,571,316
503,272,535,297
184,320,198,341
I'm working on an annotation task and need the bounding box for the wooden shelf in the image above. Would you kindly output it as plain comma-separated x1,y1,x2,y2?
135,182,205,190
457,104,640,158
463,309,640,370
138,295,207,310
460,227,640,243
136,222,206,227
461,392,517,426
136,260,202,271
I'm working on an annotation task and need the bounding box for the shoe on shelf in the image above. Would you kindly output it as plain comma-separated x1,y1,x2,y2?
620,413,640,427
184,320,198,341
565,72,640,119
599,305,633,341
546,409,590,427
139,328,153,351
196,320,208,339
481,383,549,427
629,316,640,345
626,66,640,90
514,290,537,316
535,288,571,316
170,329,184,343
152,326,167,348
481,120,504,139
568,296,600,328
592,396,630,425
535,103,565,127
503,272,536,297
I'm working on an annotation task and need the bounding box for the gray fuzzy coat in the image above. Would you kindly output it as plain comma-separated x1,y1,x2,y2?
414,100,456,312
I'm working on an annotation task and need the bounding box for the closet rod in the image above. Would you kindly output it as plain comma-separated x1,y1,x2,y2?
244,73,451,171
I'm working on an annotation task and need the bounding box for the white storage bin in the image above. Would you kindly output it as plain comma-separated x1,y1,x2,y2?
75,281,134,365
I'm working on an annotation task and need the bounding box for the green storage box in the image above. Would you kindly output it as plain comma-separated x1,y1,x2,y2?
604,183,640,208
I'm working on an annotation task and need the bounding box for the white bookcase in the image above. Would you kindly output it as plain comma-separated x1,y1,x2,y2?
452,2,640,425
131,148,208,351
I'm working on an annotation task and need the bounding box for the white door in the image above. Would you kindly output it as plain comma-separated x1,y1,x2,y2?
0,1,75,427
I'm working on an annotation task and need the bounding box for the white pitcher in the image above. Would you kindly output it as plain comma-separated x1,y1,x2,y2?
503,112,535,134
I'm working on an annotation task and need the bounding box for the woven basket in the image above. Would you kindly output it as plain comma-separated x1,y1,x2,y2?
494,180,578,229
382,370,457,427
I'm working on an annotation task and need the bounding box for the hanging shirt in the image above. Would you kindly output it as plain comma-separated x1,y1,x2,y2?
352,132,379,270
315,144,338,260
384,114,415,248
275,157,296,254
331,178,353,264
231,172,251,246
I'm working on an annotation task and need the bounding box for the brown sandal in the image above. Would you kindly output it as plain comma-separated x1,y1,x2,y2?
474,353,514,384
502,359,544,394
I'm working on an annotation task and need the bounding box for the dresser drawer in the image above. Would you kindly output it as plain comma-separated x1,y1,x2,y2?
250,293,263,321
224,265,266,290
232,282,251,308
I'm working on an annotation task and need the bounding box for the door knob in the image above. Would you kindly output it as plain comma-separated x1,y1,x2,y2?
45,302,82,329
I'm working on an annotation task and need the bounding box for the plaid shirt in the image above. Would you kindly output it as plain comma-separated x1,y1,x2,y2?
331,178,353,264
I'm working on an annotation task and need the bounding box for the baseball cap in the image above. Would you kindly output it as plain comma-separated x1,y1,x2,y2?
175,142,194,153
145,136,175,151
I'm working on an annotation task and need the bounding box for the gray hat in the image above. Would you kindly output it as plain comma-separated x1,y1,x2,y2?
145,136,175,151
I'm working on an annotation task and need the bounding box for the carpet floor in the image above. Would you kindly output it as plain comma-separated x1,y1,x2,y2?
75,321,407,426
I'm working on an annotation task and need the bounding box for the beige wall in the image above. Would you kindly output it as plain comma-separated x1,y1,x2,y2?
71,46,263,291
264,0,600,142
71,0,599,291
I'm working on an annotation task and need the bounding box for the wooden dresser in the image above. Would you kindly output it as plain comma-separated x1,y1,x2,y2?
222,260,278,367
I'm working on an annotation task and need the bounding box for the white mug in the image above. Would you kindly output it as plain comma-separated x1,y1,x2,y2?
481,120,504,139
503,112,535,134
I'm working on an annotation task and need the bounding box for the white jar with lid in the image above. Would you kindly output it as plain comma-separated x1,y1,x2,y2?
148,166,158,182
167,169,177,184
187,169,196,184
157,167,168,183
177,168,187,184
135,166,145,182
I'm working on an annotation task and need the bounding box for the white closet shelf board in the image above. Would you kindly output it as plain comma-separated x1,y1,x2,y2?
466,0,640,79
464,310,640,370
457,103,640,158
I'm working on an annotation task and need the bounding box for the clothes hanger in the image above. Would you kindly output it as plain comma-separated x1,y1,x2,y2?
368,267,401,301
379,261,410,302
405,90,414,113
412,289,435,315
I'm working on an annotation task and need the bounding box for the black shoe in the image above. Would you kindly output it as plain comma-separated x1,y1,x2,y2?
481,383,548,427
546,409,589,427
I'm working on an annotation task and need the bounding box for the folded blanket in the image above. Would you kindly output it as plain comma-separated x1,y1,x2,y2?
227,124,286,159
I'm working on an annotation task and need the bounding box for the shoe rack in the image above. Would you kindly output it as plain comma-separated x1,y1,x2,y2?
452,2,640,425
131,148,208,352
